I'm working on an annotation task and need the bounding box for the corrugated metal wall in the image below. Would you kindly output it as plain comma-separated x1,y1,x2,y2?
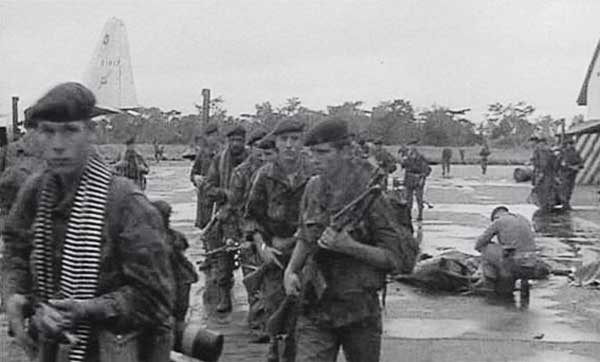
576,132,600,184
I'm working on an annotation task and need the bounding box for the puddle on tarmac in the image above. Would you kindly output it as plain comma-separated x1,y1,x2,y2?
511,350,597,362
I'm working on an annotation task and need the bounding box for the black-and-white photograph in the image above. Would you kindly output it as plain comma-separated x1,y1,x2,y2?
1,1,600,361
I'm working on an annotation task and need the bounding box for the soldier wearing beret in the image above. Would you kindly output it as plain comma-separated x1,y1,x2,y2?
190,124,220,229
371,138,397,189
203,124,249,314
284,117,415,362
401,140,431,221
114,136,149,190
2,82,174,362
245,118,313,362
557,137,582,210
228,128,270,331
257,134,278,164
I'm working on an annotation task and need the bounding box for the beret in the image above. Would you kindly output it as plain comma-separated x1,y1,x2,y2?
29,82,97,125
225,125,246,138
272,118,304,136
204,123,218,135
125,136,136,145
256,134,276,150
247,128,267,145
304,118,349,147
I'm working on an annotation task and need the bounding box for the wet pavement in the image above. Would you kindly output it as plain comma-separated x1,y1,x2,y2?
3,161,600,361
150,162,600,362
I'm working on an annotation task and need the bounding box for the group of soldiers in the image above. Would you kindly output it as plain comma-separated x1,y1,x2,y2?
0,81,585,362
529,136,583,211
0,82,417,362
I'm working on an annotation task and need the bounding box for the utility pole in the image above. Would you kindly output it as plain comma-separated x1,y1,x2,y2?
12,96,20,141
201,89,210,125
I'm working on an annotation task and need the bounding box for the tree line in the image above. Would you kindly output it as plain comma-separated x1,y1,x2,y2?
93,97,583,148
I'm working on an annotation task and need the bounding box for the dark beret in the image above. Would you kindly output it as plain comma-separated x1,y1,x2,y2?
256,134,276,150
304,118,350,147
374,138,383,145
225,125,246,138
29,82,97,125
125,136,136,145
272,119,304,136
247,128,268,145
204,123,218,135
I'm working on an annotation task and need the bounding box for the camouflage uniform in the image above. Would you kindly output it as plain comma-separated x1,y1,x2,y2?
115,149,149,190
2,170,175,362
294,158,413,362
530,143,558,211
229,152,265,328
190,144,219,228
203,145,248,312
557,144,582,209
372,144,397,189
245,155,314,362
401,150,431,220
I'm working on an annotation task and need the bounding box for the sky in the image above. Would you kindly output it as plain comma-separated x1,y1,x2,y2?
1,0,600,126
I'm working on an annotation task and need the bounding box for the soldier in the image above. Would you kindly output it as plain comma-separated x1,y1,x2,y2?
284,118,416,362
479,144,491,175
203,125,249,314
153,139,165,163
190,124,220,229
114,136,149,190
257,135,278,164
372,138,397,188
151,200,199,353
229,128,268,329
459,148,465,164
474,206,545,295
557,138,583,210
245,118,312,362
2,83,174,362
529,137,558,211
441,147,452,177
401,141,431,221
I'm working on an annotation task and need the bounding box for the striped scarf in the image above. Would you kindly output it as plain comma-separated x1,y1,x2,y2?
32,156,112,362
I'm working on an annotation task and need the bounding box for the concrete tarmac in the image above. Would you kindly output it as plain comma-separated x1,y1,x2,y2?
3,162,600,362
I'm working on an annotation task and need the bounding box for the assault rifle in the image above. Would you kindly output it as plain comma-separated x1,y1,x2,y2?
267,168,387,336
305,167,387,300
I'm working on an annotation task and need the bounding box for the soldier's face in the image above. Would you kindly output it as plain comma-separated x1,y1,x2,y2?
261,148,277,163
310,143,344,176
37,120,93,175
275,131,303,161
228,135,246,154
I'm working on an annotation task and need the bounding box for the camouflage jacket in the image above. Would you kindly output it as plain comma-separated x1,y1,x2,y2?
402,152,431,187
245,155,313,247
296,159,412,327
190,145,218,182
229,154,263,234
1,171,175,333
373,146,397,174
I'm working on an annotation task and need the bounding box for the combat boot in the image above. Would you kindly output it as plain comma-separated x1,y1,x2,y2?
216,286,232,313
416,208,423,221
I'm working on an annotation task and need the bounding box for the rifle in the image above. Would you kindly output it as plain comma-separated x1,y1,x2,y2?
303,168,387,301
200,239,249,257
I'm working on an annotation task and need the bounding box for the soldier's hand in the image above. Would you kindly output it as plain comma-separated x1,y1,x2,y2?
6,294,37,359
48,299,88,327
259,243,284,269
318,227,354,252
193,175,205,188
284,270,301,296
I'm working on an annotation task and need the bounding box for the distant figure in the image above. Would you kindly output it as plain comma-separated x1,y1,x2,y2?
372,138,397,189
557,138,583,210
529,137,559,211
153,139,165,163
114,136,149,190
402,141,432,221
459,148,465,164
479,144,491,175
441,147,452,177
474,206,547,295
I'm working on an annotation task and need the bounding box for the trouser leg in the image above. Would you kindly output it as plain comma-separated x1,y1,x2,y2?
415,185,424,220
340,316,382,362
214,251,234,313
295,315,339,362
